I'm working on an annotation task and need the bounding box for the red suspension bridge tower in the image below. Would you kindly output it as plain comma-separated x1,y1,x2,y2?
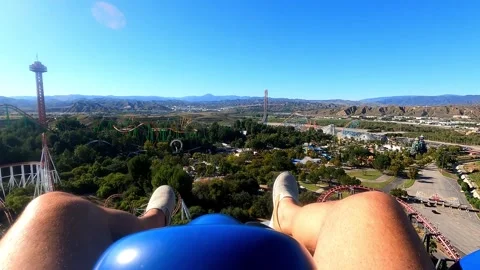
29,59,48,126
262,89,268,124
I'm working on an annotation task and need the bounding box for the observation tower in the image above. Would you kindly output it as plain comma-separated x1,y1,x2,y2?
29,59,48,126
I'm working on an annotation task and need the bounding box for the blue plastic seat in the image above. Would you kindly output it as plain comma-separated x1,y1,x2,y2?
450,249,480,270
94,214,315,270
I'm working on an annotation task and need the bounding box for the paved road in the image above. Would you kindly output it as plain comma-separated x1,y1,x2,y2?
408,164,468,205
407,165,480,255
424,140,480,152
381,176,406,193
409,202,480,256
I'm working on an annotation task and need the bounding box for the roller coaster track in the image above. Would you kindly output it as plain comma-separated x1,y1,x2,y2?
113,123,194,134
85,140,112,146
0,197,13,225
317,185,460,261
0,104,43,128
282,112,307,126
113,123,145,133
104,194,125,208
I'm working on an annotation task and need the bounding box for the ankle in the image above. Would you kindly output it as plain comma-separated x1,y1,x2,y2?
277,198,299,235
141,209,166,229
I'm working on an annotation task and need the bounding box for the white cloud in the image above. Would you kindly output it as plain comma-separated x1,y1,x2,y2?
91,1,126,30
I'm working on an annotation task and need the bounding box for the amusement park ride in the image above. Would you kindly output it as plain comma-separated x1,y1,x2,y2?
0,104,42,128
0,60,60,201
0,60,195,225
111,117,196,144
1,61,478,267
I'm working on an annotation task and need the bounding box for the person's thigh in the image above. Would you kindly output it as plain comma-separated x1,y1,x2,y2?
312,191,433,269
0,192,115,270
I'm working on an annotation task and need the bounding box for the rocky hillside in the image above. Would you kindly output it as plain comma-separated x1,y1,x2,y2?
310,105,480,118
361,95,480,106
64,100,172,113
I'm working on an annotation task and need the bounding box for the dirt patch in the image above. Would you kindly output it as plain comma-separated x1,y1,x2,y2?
463,161,480,173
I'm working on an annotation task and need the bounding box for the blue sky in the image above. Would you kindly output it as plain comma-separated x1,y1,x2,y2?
0,0,479,100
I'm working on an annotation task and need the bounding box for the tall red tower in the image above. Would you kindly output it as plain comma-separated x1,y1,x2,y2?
29,60,48,126
262,89,268,124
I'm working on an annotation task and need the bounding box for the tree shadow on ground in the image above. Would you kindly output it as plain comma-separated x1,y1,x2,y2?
417,180,434,184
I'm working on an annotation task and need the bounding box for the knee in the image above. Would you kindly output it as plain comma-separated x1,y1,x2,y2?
25,191,86,214
341,191,403,215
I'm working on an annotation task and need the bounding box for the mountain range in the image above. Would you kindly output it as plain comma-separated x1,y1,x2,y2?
4,94,479,106
361,95,480,106
2,94,480,118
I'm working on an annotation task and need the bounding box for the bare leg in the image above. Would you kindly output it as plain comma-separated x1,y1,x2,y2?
275,191,434,269
0,192,166,270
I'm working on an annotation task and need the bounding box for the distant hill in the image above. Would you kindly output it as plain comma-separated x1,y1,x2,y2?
361,95,480,106
10,94,257,102
2,94,480,117
178,94,254,102
309,105,480,119
8,94,480,106
64,100,172,113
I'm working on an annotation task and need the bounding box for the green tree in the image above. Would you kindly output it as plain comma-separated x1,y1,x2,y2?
5,187,33,214
429,240,437,255
205,165,216,176
127,154,152,193
230,191,254,209
331,158,342,167
388,164,401,177
373,154,391,171
56,117,85,131
390,188,408,197
249,192,273,219
152,164,192,198
74,144,97,164
407,166,419,180
169,168,193,198
96,173,134,198
299,191,318,205
188,205,207,219
220,207,250,222
435,147,458,169
460,182,470,192
338,175,361,185
143,140,156,156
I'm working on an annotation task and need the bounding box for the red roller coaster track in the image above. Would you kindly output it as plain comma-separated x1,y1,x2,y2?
317,185,460,261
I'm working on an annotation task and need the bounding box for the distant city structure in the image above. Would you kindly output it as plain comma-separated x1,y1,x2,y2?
262,89,268,124
322,124,336,135
29,59,48,126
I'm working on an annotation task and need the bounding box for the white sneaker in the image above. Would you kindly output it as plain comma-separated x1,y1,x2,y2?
269,172,299,230
145,185,176,226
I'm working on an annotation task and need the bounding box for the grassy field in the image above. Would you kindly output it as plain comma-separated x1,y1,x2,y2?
399,179,415,189
439,169,458,180
299,182,329,192
469,173,480,188
346,169,382,181
299,181,320,192
360,176,395,189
